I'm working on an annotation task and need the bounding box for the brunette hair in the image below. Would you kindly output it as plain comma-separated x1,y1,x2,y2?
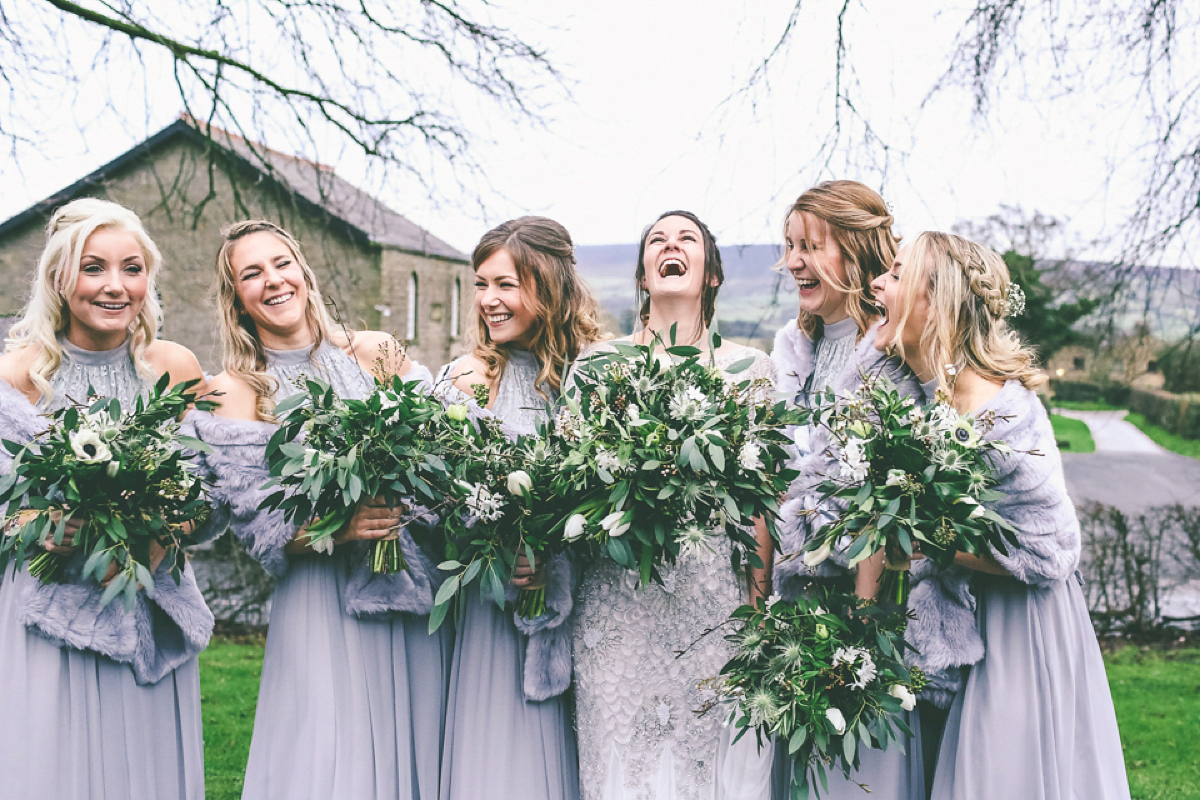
634,210,724,340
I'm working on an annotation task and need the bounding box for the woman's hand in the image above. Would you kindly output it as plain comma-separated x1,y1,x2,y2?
41,510,83,554
335,497,403,544
511,551,542,588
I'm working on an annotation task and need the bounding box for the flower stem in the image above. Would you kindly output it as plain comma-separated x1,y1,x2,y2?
371,539,409,574
517,586,547,619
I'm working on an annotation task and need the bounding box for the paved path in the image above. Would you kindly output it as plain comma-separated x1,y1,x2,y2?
1054,409,1163,453
1061,451,1200,514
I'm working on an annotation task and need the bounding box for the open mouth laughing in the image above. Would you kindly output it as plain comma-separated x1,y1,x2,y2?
659,258,686,278
264,292,295,307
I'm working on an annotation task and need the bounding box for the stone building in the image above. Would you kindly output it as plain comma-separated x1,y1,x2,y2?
0,118,472,373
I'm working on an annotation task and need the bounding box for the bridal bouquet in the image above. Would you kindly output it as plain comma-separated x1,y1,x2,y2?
430,395,573,629
555,331,797,587
263,372,455,574
716,587,922,799
800,375,1019,603
0,376,215,609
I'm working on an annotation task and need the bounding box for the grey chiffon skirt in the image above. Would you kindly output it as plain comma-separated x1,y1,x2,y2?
930,575,1130,799
241,557,453,800
440,586,579,800
0,566,204,800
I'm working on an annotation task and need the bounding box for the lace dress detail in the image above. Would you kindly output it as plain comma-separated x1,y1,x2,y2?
435,349,552,435
46,336,150,412
265,340,377,403
573,345,776,800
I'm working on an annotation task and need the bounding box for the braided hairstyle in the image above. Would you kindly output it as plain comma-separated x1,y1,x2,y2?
890,231,1045,390
782,180,899,338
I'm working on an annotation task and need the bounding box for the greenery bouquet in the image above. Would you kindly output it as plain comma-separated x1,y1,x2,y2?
715,586,922,799
800,375,1020,603
263,372,455,574
554,331,798,587
0,375,215,609
430,389,574,630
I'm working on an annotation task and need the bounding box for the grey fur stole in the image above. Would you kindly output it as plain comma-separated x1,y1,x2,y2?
189,410,440,617
1,380,213,684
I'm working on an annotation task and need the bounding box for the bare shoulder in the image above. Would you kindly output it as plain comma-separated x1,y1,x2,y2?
144,340,207,389
343,330,412,380
0,346,40,403
207,371,260,421
447,353,491,395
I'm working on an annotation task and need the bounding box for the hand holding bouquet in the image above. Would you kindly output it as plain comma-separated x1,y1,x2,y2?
263,372,454,574
431,402,571,630
800,375,1019,603
0,375,215,609
555,331,797,587
715,587,922,799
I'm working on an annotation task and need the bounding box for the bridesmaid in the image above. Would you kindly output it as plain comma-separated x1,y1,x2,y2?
191,220,451,800
571,210,776,800
870,231,1131,799
768,181,939,799
0,198,213,799
436,216,606,800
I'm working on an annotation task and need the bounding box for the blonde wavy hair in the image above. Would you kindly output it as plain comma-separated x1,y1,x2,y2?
5,198,163,403
469,216,607,394
780,180,898,339
888,231,1046,391
214,220,349,421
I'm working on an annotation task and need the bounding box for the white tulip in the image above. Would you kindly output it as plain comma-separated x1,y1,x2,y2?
825,707,847,735
889,684,917,711
802,541,832,568
600,510,631,538
564,513,588,542
310,536,335,556
506,470,533,496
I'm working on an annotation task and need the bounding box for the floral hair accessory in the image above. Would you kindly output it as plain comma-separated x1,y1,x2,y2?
1003,283,1026,318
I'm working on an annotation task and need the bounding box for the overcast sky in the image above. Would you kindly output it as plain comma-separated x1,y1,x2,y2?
1,1,1189,264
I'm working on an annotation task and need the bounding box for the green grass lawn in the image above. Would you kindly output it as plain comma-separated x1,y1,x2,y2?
1125,413,1200,460
198,637,1200,799
199,636,263,800
1052,400,1126,411
1050,413,1097,453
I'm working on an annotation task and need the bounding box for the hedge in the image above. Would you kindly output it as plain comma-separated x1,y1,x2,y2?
1129,388,1200,440
1049,379,1132,407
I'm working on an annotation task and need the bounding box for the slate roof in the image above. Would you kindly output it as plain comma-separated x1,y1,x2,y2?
0,117,468,262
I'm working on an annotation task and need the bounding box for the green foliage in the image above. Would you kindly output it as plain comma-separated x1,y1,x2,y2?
1129,388,1200,441
557,329,798,588
1003,250,1098,363
1157,339,1200,394
263,373,457,574
0,376,215,607
1049,414,1096,453
799,377,1019,603
717,587,918,799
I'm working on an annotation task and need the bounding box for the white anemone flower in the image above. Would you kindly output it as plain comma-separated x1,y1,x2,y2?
70,429,112,464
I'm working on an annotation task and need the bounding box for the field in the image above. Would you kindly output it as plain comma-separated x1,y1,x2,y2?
198,638,1200,800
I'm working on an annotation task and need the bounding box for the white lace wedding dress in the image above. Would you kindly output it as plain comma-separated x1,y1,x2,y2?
572,345,776,800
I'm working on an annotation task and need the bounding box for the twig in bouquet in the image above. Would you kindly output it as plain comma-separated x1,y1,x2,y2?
673,617,741,660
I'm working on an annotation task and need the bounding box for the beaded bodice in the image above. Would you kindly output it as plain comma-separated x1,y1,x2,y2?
572,345,776,800
435,349,555,434
804,316,858,406
264,340,375,404
45,337,150,413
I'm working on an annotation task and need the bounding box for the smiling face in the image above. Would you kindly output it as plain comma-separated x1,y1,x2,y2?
63,227,149,351
639,214,712,303
228,230,311,347
475,247,537,348
785,211,852,324
871,242,930,359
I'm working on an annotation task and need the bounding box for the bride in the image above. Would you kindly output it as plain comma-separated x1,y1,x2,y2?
571,210,776,800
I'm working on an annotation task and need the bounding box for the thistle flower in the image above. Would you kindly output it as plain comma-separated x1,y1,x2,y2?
668,385,708,422
746,688,782,727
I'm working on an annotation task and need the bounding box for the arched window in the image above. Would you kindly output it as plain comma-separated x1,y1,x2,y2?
450,276,461,338
406,272,419,341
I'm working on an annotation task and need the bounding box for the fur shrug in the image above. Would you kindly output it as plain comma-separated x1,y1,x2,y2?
771,320,924,589
0,378,214,685
188,410,442,617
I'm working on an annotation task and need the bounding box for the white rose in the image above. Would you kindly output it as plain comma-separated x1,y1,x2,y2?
506,470,533,496
627,404,641,423
70,429,112,463
889,684,917,711
825,707,847,735
600,510,631,538
802,541,832,568
564,513,588,542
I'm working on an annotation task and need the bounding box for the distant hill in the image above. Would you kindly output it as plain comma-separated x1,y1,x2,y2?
575,243,795,341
